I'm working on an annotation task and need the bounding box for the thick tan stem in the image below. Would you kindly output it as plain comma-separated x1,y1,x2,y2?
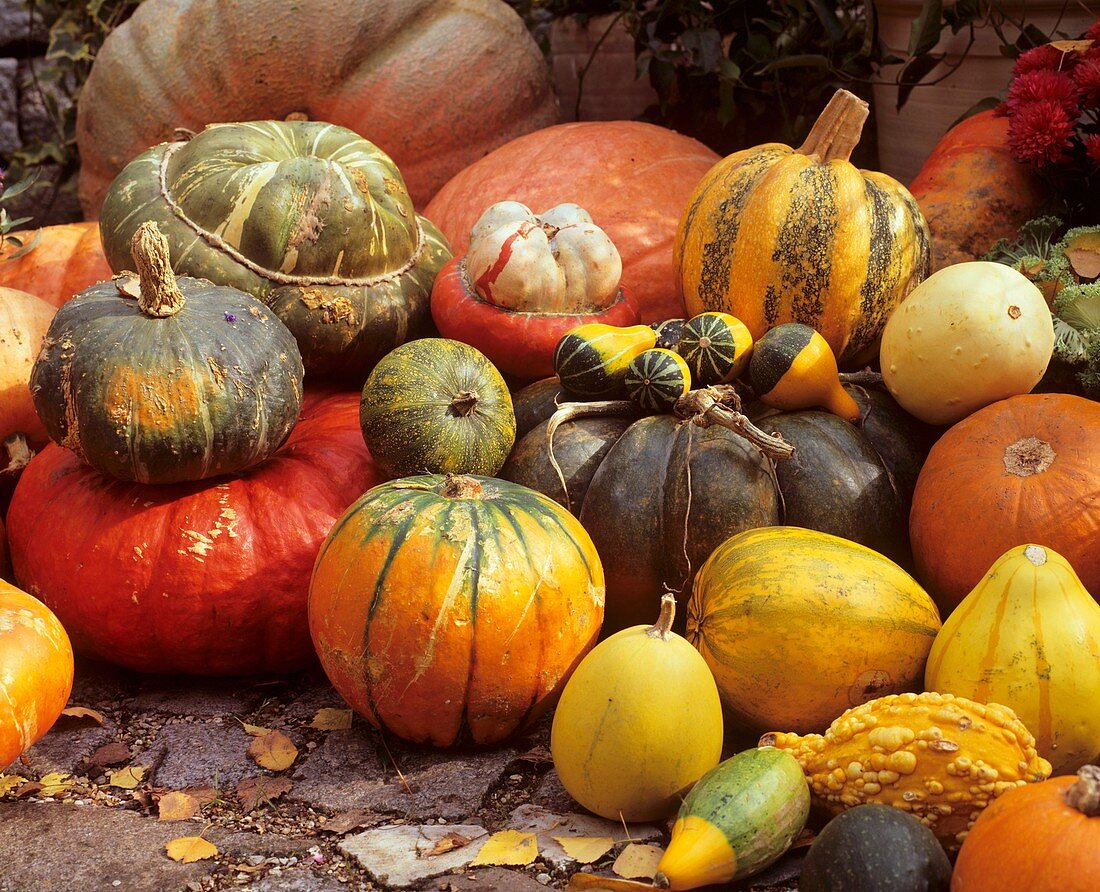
796,89,869,163
130,222,185,318
1066,765,1100,816
646,594,677,641
675,386,794,461
441,476,483,500
450,390,480,418
838,369,884,387
2,434,33,476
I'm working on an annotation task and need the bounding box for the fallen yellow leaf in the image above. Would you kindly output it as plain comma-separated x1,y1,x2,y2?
310,708,353,731
165,836,218,863
1050,39,1094,52
0,776,26,796
555,836,615,864
236,776,293,812
612,843,664,880
109,766,146,789
38,773,73,797
566,875,656,891
247,730,298,771
470,829,538,867
158,791,201,822
60,707,105,725
241,723,270,737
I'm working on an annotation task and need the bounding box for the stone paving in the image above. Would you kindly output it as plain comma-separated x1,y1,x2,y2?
0,658,802,891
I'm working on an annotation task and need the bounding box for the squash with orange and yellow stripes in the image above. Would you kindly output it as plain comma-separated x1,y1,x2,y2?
675,89,931,366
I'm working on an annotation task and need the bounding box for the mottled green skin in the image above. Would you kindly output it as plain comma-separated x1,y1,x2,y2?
30,278,303,484
800,804,952,892
359,339,516,478
677,747,810,881
748,322,815,398
99,121,452,378
651,318,686,350
510,377,565,440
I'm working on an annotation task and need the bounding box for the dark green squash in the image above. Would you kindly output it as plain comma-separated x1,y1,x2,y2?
677,311,754,386
512,377,566,441
30,222,304,484
650,317,686,350
626,348,691,413
359,339,516,478
800,804,952,892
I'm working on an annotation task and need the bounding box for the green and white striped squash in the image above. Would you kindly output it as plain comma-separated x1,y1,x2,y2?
677,312,754,386
98,120,452,377
626,347,691,413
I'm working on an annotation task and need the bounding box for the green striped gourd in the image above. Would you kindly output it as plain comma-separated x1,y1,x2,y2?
626,347,691,412
553,323,657,398
677,312,754,385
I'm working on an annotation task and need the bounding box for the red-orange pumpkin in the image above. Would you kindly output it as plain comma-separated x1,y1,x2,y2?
0,516,10,579
910,393,1100,614
909,111,1046,271
1,579,74,770
0,223,112,307
7,390,382,675
424,121,721,323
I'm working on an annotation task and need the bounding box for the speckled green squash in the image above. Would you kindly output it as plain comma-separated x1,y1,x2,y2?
554,323,657,398
651,318,686,350
677,312,754,386
98,120,452,377
359,339,515,477
626,348,691,413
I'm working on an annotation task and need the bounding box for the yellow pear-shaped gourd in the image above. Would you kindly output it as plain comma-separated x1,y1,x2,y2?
748,323,860,422
550,594,723,822
926,544,1100,774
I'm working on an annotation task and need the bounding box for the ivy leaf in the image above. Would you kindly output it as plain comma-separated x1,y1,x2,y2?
896,53,946,110
761,53,831,72
907,0,943,57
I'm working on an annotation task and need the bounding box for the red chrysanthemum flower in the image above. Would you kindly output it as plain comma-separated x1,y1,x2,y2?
1086,19,1100,42
1085,133,1100,165
1013,44,1066,77
1008,100,1077,166
1074,57,1100,104
1007,69,1082,115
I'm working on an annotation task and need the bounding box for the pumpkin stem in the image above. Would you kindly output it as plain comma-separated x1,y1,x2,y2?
646,594,677,641
545,399,641,512
1003,437,1056,477
441,475,483,500
130,222,185,318
2,433,33,477
1066,765,1100,817
675,386,794,461
795,89,869,163
450,390,480,418
838,369,884,388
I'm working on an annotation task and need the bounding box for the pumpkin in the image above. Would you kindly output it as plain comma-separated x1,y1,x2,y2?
554,323,658,399
0,222,112,307
0,580,74,771
0,288,54,477
676,312,753,386
761,691,1053,849
655,747,810,890
689,526,941,734
359,339,515,478
31,223,304,485
0,517,9,580
909,110,1047,271
951,765,1100,892
75,0,557,215
676,89,931,365
799,804,952,892
881,262,1054,426
98,120,452,377
430,201,639,380
651,318,687,351
424,121,721,322
909,393,1100,613
625,348,692,413
6,389,382,675
925,544,1100,774
309,474,604,747
749,323,860,422
550,595,723,821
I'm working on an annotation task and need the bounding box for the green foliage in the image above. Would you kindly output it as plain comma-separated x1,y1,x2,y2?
0,169,42,257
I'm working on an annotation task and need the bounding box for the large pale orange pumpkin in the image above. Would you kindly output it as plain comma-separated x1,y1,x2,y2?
1,579,74,770
0,288,54,483
0,223,111,307
909,111,1046,271
424,121,721,322
76,0,557,216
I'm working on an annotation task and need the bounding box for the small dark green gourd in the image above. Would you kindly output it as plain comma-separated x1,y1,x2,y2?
677,312,754,386
553,323,658,398
626,348,691,413
651,318,686,350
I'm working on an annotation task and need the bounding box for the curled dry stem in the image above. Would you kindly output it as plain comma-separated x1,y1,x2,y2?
545,399,640,512
674,385,794,461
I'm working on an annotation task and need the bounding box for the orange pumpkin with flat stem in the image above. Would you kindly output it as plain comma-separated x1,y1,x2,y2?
0,222,111,307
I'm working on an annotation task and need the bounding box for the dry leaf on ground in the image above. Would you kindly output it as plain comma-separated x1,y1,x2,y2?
12,782,43,799
566,875,657,891
612,843,664,880
236,776,293,812
184,786,218,804
241,723,270,737
310,708,353,731
427,831,474,857
0,776,26,796
85,742,131,769
470,829,538,867
158,791,201,822
165,836,218,863
37,773,73,797
109,766,146,789
247,730,298,771
321,808,377,835
60,707,105,725
555,836,615,864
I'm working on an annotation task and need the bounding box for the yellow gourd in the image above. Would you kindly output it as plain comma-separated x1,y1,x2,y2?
553,322,658,398
761,691,1052,850
925,544,1100,775
748,323,859,422
550,594,723,822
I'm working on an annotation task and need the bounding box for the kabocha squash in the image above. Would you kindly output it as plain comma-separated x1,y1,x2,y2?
749,323,860,422
554,323,657,399
654,747,810,889
676,312,753,386
910,393,1100,613
676,89,931,365
799,804,952,892
0,580,74,771
625,348,691,413
31,224,304,485
925,544,1100,774
7,390,382,675
310,475,605,747
76,0,557,213
551,595,722,821
0,222,111,307
359,339,515,478
98,121,451,377
425,121,720,322
0,288,54,477
881,262,1054,426
761,691,1053,849
430,201,639,379
689,527,941,734
951,765,1100,892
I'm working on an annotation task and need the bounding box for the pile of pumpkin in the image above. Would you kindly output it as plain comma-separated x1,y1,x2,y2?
0,41,1097,892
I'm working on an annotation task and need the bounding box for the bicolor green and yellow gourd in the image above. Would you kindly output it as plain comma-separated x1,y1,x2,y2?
626,348,691,413
676,311,753,385
553,323,658,398
749,323,860,422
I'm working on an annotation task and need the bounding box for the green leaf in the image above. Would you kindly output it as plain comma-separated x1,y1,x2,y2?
4,230,43,260
761,53,831,73
948,95,1001,129
0,171,40,201
907,0,944,57
896,53,945,110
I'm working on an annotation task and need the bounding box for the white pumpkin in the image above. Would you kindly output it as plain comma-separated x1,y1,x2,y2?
880,262,1054,425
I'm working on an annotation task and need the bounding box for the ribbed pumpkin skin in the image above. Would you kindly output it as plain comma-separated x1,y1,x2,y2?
1,288,54,450
7,391,382,675
0,223,111,307
99,121,452,377
309,475,605,747
676,147,931,365
0,581,74,771
689,527,941,733
30,277,304,484
75,0,558,214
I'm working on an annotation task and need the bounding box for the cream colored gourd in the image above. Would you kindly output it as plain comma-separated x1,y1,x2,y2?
1,288,54,450
550,595,723,821
466,201,622,312
880,261,1054,425
925,544,1100,774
